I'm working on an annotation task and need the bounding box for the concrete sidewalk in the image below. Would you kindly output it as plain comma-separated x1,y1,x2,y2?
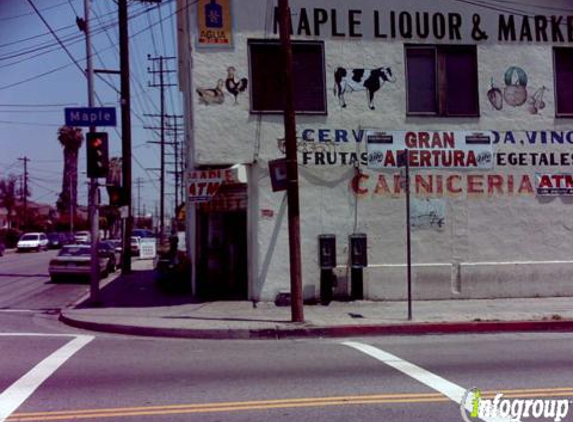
60,260,573,339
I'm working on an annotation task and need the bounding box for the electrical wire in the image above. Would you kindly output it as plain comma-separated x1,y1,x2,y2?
0,120,62,127
0,0,73,21
0,0,183,92
0,22,77,48
450,0,573,18
0,103,81,107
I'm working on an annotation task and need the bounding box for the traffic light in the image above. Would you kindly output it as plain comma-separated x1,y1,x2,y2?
87,132,109,178
107,186,127,207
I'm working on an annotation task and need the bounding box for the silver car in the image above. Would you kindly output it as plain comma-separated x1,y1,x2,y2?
48,244,108,282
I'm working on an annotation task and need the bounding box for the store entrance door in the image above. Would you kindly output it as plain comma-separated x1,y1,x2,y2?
196,185,248,300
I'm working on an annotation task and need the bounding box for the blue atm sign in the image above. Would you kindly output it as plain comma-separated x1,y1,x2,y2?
65,107,117,127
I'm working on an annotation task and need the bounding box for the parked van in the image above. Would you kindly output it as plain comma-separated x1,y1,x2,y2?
17,232,48,252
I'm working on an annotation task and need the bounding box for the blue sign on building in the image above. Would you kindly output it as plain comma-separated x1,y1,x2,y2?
65,107,117,127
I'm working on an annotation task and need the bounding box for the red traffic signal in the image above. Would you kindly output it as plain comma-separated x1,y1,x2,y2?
107,186,127,207
87,132,109,178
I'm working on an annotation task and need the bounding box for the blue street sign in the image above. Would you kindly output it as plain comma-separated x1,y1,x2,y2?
64,107,117,127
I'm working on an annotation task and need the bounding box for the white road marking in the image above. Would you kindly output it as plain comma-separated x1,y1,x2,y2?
343,341,516,422
0,334,94,422
0,333,79,337
0,310,35,313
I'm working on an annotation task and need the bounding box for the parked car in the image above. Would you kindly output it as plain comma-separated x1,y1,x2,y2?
98,241,120,273
74,231,91,243
132,229,155,238
130,236,141,257
17,232,48,252
47,233,66,249
59,232,75,245
48,244,108,282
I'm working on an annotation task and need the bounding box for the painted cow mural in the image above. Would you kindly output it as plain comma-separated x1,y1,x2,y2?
333,66,396,110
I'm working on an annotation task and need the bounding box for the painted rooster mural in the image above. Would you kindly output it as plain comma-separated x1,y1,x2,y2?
225,66,248,104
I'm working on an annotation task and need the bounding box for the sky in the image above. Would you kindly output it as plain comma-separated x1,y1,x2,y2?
0,0,183,220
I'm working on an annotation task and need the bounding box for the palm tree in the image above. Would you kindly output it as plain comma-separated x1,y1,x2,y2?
56,126,84,223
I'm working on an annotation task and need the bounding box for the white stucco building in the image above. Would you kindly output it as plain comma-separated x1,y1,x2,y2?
177,0,573,301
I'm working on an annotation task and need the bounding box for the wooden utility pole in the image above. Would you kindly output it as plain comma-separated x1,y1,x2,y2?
119,0,133,273
135,177,144,217
147,56,176,242
18,156,29,230
278,0,304,323
82,0,101,304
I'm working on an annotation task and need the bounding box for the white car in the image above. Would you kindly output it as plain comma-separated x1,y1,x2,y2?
17,232,49,252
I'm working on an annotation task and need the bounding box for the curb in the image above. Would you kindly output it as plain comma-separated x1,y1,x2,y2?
58,313,573,340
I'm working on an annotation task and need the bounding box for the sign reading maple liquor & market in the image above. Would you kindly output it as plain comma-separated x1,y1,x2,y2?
197,0,233,47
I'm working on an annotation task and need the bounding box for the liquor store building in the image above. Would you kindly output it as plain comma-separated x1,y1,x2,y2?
177,0,573,301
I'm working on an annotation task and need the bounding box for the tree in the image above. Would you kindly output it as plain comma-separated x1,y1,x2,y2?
0,176,17,228
56,126,84,218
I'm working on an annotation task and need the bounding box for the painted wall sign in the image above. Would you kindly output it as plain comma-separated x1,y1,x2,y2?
351,171,535,198
197,0,233,47
196,66,248,105
411,198,446,230
535,173,573,196
366,130,493,169
290,129,573,167
188,168,238,202
496,152,573,167
333,66,396,110
298,129,573,146
271,7,573,43
487,66,549,114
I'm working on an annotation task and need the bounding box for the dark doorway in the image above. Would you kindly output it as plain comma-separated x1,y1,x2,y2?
196,184,248,300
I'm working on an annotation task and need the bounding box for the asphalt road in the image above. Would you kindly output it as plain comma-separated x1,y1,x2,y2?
0,249,108,311
0,325,572,422
1,253,573,422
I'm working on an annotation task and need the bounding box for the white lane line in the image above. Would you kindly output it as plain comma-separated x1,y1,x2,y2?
0,334,94,422
0,333,79,337
342,341,515,422
0,310,35,313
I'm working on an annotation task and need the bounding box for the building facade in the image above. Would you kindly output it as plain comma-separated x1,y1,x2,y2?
177,0,573,301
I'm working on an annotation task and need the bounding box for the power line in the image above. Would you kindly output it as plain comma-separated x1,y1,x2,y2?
0,102,80,107
0,62,73,91
0,120,63,127
0,13,119,63
0,0,183,92
0,109,65,114
0,22,77,49
25,0,87,77
0,0,73,21
450,0,573,17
